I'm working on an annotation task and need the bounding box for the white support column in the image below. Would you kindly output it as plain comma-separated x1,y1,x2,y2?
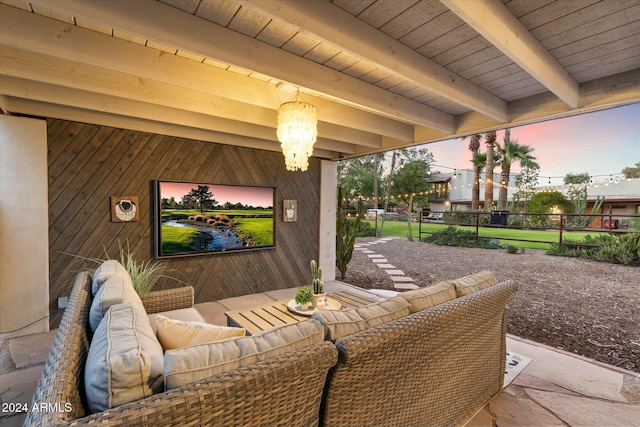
318,160,337,280
0,115,49,338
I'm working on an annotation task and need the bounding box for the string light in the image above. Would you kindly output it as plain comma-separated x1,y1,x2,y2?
339,156,633,202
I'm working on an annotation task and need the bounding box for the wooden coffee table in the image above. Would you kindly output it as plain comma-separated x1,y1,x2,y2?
225,290,380,335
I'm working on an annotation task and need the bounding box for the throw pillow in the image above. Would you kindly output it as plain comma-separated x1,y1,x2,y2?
148,308,208,334
89,274,142,332
154,315,245,350
85,302,164,413
453,271,497,296
91,260,119,295
399,281,457,313
164,319,323,390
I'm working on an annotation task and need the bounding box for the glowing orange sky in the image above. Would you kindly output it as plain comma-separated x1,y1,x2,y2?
426,103,640,186
159,182,274,208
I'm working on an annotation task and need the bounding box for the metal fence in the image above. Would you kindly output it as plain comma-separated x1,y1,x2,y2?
416,210,640,248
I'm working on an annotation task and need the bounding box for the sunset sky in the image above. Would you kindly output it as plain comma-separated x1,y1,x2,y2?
425,103,640,186
160,182,274,208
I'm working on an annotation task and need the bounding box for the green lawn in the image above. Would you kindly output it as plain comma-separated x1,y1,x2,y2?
234,217,274,246
161,225,201,253
368,220,596,250
162,217,274,251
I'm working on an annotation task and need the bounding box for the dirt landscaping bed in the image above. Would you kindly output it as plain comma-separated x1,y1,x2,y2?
340,237,640,373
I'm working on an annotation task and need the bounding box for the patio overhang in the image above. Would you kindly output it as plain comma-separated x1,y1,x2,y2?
0,0,638,159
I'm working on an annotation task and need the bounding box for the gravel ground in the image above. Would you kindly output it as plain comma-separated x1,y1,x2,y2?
339,237,640,373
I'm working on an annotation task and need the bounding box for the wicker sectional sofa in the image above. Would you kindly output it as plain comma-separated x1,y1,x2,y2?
24,271,338,427
320,280,518,427
25,268,517,427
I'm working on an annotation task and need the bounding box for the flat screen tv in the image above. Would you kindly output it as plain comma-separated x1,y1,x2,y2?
154,181,275,258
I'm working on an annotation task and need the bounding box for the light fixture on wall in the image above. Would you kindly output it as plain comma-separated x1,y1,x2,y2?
277,96,317,172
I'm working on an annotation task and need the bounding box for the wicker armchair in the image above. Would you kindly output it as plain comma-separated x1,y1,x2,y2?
24,272,338,427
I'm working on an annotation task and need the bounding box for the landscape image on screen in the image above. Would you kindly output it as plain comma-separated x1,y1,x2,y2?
156,181,274,257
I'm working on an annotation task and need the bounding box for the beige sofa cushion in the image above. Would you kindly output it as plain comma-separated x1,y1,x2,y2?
91,259,129,295
84,302,164,413
400,281,457,313
164,319,323,390
89,274,142,332
154,315,245,350
355,296,410,328
453,271,497,296
313,296,410,340
312,309,368,341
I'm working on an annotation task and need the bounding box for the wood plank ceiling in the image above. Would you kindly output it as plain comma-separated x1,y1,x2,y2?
1,0,639,160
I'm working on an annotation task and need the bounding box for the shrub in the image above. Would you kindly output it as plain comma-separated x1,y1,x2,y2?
423,226,500,249
547,233,640,265
528,191,569,226
507,215,524,227
356,221,377,237
506,245,517,254
443,211,489,226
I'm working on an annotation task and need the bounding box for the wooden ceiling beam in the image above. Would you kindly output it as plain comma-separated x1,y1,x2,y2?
0,74,355,155
28,0,455,133
5,97,338,159
441,0,580,108
0,4,390,145
0,46,364,151
236,0,507,122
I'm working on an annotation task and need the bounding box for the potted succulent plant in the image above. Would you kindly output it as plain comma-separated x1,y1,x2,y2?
294,286,314,311
310,260,326,308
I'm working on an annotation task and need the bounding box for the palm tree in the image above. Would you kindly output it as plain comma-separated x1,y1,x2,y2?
484,130,497,210
494,129,539,211
467,134,482,210
472,152,486,194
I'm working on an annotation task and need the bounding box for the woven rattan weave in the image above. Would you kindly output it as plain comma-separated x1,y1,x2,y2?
24,271,515,427
321,281,518,427
24,272,338,427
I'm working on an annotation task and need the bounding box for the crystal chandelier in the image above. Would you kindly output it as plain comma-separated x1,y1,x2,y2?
277,101,317,171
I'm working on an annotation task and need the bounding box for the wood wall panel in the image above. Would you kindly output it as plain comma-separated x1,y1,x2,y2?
48,118,321,327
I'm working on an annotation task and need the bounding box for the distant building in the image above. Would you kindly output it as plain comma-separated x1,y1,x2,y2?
427,170,517,212
537,178,640,229
427,173,639,229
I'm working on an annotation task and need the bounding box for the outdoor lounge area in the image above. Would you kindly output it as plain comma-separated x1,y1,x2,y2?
1,1,640,426
1,277,639,427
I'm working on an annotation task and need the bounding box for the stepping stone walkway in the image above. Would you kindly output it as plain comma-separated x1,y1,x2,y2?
354,237,419,291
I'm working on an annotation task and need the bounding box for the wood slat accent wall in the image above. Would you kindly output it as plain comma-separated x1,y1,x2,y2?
47,119,321,327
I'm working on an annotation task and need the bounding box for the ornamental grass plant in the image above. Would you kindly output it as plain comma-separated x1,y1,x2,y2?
65,240,187,293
